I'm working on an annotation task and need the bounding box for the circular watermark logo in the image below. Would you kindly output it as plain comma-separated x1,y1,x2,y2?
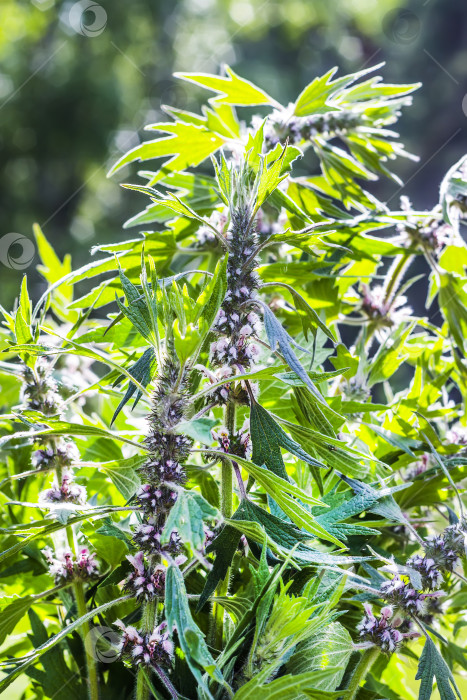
462,94,467,118
383,9,421,45
0,233,35,270
85,625,121,663
69,1,107,37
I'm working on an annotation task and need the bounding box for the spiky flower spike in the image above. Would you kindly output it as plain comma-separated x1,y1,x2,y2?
131,357,192,573
211,206,261,382
119,357,192,656
256,103,363,150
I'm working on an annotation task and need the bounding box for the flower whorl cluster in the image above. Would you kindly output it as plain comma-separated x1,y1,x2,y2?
406,522,467,592
32,439,80,471
115,620,174,670
406,554,444,590
21,357,63,416
42,546,99,584
195,209,228,248
405,452,431,481
124,552,166,601
380,576,428,616
39,468,87,506
357,604,403,654
360,284,412,329
21,358,91,583
253,104,362,150
446,423,467,446
357,521,467,655
424,527,465,572
211,206,262,403
396,197,453,253
212,421,251,460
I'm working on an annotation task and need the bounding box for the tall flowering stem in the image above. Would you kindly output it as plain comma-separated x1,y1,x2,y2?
125,358,192,699
345,647,380,700
209,175,262,646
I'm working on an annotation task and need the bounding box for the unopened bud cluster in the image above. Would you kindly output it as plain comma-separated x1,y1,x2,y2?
253,104,362,150
210,206,262,404
21,357,64,416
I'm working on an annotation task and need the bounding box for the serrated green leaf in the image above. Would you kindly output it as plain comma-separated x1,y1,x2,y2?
165,565,223,696
109,121,225,183
286,622,353,691
415,635,461,700
261,303,325,404
250,400,325,481
175,65,276,106
0,595,33,645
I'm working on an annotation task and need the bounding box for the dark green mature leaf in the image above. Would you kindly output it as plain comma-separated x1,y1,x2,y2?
415,636,461,700
222,453,342,544
261,303,325,403
111,347,155,425
162,488,218,550
234,668,342,699
26,609,84,700
250,400,325,481
338,474,407,524
197,503,247,610
165,565,223,697
0,595,132,693
316,488,381,540
278,417,371,478
229,500,370,565
286,621,353,691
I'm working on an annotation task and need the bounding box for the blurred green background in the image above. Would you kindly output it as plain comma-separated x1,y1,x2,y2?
1,0,466,307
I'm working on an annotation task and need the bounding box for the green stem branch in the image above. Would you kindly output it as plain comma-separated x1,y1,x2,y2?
136,600,157,700
346,646,380,700
213,401,236,650
73,579,99,700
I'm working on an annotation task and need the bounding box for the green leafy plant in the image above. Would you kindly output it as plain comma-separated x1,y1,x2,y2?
1,63,467,700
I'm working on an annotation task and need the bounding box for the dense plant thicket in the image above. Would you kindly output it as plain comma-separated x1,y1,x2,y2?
1,64,467,700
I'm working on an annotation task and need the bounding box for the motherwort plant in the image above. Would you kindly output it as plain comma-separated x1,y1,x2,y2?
1,64,467,700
